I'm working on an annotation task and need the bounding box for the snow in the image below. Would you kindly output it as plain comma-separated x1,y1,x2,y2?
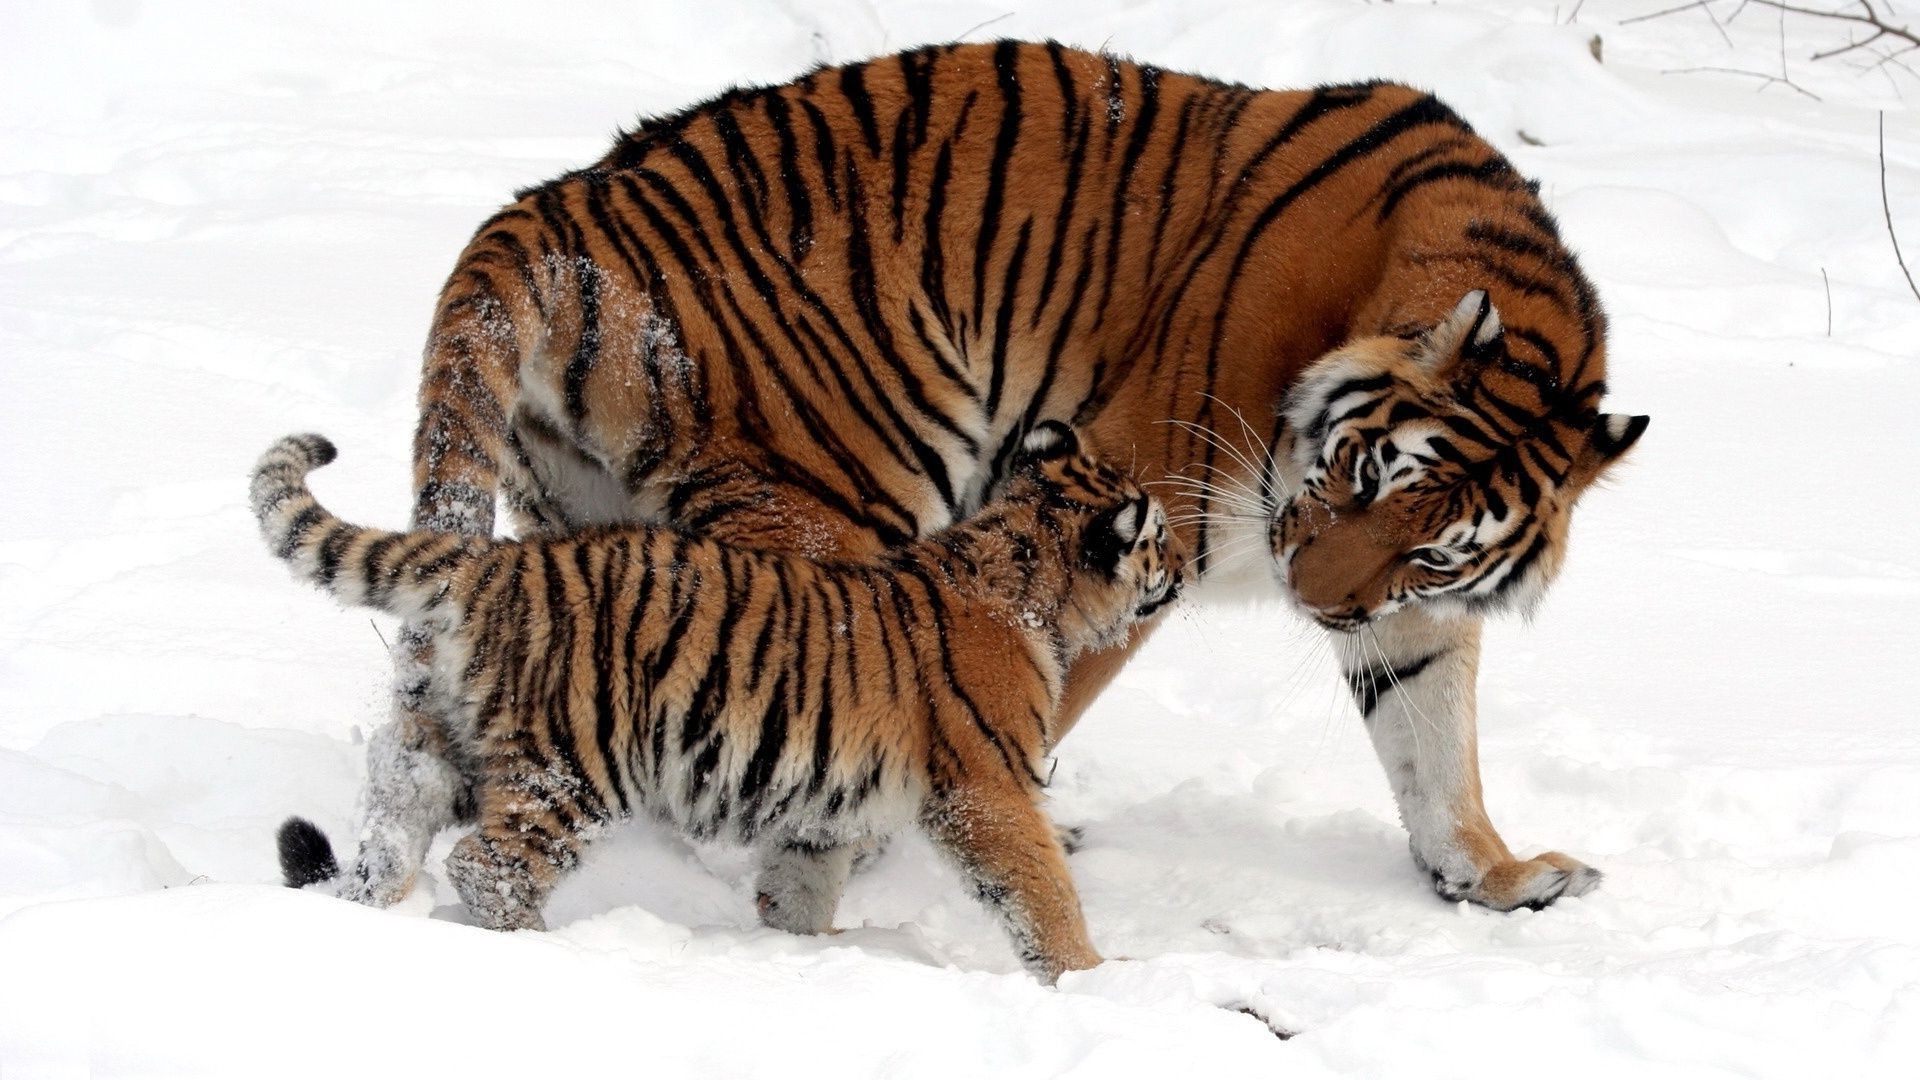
3,1,1917,1076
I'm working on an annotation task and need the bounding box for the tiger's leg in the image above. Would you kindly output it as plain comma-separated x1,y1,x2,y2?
1048,618,1163,747
697,473,905,931
923,782,1102,985
754,836,858,935
1335,608,1601,911
1036,617,1167,854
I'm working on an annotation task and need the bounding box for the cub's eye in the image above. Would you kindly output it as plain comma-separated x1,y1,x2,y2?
1408,546,1454,569
1356,457,1380,501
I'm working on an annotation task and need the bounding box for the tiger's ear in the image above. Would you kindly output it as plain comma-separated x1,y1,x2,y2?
1570,412,1650,485
1422,289,1504,372
1019,420,1080,463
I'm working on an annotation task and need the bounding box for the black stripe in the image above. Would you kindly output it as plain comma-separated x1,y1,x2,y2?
759,91,815,259
537,545,601,820
799,98,842,211
971,41,1024,331
1346,650,1444,717
583,539,629,815
983,218,1032,424
840,62,883,157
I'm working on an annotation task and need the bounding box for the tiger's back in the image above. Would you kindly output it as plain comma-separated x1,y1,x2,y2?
422,43,1593,565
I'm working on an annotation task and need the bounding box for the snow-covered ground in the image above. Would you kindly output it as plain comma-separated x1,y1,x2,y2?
3,1,1917,1075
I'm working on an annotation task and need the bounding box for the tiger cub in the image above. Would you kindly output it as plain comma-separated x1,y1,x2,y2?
254,421,1179,982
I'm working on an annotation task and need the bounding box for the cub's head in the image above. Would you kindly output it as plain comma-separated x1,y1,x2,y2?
1007,421,1186,652
1272,290,1648,632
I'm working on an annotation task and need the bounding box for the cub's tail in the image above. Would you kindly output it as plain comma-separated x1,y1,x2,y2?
251,434,485,623
277,816,341,889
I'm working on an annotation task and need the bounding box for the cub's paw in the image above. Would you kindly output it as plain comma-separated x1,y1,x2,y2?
1055,824,1086,855
444,836,547,931
331,864,414,909
1431,851,1602,912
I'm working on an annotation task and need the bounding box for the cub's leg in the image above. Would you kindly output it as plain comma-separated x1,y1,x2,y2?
922,782,1102,984
445,757,599,932
331,665,466,907
445,827,561,932
754,836,858,935
329,452,574,907
1336,607,1602,911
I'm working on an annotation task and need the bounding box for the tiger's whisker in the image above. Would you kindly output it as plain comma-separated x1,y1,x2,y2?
1161,419,1273,504
1199,392,1292,501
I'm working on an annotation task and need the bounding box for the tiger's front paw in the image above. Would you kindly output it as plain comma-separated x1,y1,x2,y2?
753,840,856,935
1429,851,1602,912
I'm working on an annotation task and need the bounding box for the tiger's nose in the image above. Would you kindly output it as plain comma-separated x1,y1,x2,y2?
1310,604,1371,631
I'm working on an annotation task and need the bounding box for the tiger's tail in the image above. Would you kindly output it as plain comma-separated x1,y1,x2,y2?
410,214,552,538
250,433,487,625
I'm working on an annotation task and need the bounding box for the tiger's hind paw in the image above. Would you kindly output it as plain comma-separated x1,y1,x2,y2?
1434,851,1602,912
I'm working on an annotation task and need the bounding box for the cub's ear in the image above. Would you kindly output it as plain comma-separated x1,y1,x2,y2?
1019,420,1080,463
1570,412,1650,484
1422,289,1504,372
1592,412,1650,459
1110,495,1147,545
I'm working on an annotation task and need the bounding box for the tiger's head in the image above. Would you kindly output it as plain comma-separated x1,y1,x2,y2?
1271,290,1647,632
1006,421,1187,652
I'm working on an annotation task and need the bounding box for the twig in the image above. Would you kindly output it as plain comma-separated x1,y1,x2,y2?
1811,27,1888,61
1660,64,1825,98
1621,0,1717,25
1706,2,1736,48
1880,111,1920,302
1778,1,1792,83
1821,266,1832,334
1867,40,1920,71
1753,1,1920,53
1626,0,1736,46
956,11,1014,41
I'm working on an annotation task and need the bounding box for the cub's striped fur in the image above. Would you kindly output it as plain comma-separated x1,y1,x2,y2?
255,424,1179,982
341,41,1647,918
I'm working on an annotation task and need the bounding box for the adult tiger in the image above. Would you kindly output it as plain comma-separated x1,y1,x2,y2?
330,40,1645,920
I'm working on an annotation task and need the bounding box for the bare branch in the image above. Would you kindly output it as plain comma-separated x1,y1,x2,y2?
1621,0,1719,26
1660,64,1825,98
956,11,1015,41
1753,0,1920,53
1810,27,1887,61
1705,3,1737,48
1879,111,1920,302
